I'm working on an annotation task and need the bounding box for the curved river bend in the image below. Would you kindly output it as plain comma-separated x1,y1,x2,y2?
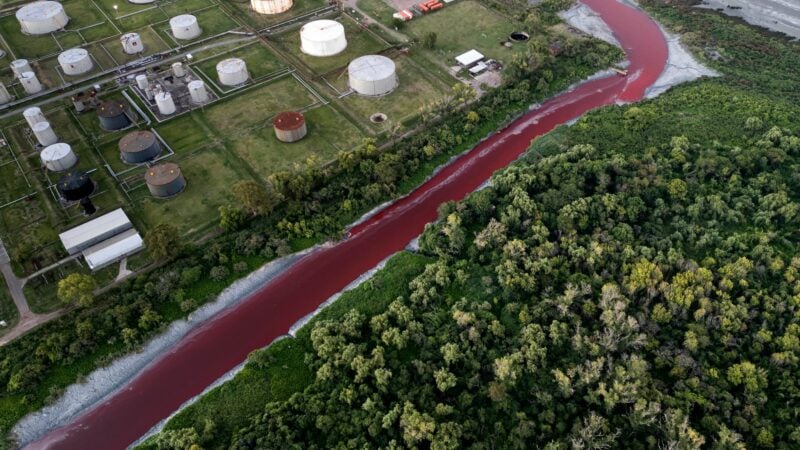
27,1,668,448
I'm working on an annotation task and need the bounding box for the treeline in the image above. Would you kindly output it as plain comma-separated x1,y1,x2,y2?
0,12,621,445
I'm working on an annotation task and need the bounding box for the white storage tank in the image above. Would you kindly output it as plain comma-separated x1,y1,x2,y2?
32,121,58,146
216,58,248,86
23,107,46,127
120,32,144,55
0,83,12,105
170,14,201,40
58,48,93,76
16,1,69,35
20,71,43,94
251,0,293,15
187,79,209,104
155,91,176,115
135,74,149,91
171,62,186,78
348,55,398,96
301,20,347,57
10,59,32,78
41,143,78,172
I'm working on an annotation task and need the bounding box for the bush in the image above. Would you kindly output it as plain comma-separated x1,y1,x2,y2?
209,266,230,281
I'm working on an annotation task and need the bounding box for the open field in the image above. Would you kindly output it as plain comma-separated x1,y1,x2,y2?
193,42,286,85
155,7,241,47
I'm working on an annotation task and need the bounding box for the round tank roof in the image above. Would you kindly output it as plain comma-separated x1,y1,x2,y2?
97,100,128,118
170,14,197,27
23,106,42,116
145,163,182,186
41,142,72,161
58,48,89,64
187,79,204,89
11,59,29,69
16,1,64,21
32,121,51,132
348,55,396,81
155,91,171,101
301,20,344,41
216,58,246,74
119,130,157,153
273,111,305,131
121,32,140,40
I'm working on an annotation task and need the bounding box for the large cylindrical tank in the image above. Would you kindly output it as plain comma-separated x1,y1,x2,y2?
58,48,93,76
120,32,144,54
273,111,307,143
23,107,46,127
119,130,161,164
10,59,32,78
57,171,94,201
145,163,186,198
41,143,78,172
97,100,132,131
348,55,398,96
216,58,248,86
251,0,293,15
0,83,11,105
187,79,209,104
135,74,149,90
300,20,347,57
16,1,69,35
155,91,176,115
32,121,58,146
20,71,43,94
171,62,186,77
170,14,201,40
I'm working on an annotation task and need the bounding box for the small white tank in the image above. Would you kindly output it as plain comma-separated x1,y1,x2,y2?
32,121,58,147
170,14,201,40
155,91,176,115
10,59,33,78
171,62,186,78
20,72,43,95
23,107,46,127
0,83,11,105
251,0,293,15
216,58,248,86
187,79,209,104
135,74,149,90
58,48,93,76
40,143,78,172
120,32,144,55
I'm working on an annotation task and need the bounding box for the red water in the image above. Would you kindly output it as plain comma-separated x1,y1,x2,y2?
27,1,667,448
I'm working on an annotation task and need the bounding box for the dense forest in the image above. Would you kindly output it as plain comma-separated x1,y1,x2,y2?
144,0,800,447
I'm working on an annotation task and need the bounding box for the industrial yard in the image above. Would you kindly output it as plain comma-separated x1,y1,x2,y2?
0,0,539,326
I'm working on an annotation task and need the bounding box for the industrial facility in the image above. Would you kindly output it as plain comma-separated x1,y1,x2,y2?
348,55,398,96
170,14,202,40
216,58,249,87
145,162,186,198
119,130,161,164
300,20,348,57
251,0,293,15
97,100,133,131
56,170,96,215
58,48,94,76
132,64,217,118
58,208,144,270
273,111,307,143
41,142,78,172
16,1,69,35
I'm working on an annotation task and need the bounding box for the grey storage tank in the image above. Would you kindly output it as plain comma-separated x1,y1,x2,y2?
97,100,132,131
119,130,161,164
145,162,185,198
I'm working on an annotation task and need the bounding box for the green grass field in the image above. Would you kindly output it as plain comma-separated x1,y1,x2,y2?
193,42,286,84
356,0,397,28
157,7,240,46
226,0,327,29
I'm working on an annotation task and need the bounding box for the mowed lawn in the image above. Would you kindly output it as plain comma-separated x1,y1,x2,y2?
194,43,286,83
405,0,521,63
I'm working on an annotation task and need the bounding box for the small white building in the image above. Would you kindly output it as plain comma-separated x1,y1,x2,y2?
455,49,485,68
82,228,144,270
59,208,134,255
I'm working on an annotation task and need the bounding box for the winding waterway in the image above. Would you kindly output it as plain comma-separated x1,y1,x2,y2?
26,1,668,448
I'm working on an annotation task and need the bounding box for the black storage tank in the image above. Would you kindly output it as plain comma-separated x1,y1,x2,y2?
119,130,161,164
57,171,95,201
97,100,132,131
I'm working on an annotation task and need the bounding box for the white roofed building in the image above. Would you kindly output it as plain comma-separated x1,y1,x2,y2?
455,49,485,68
59,208,133,255
82,228,144,270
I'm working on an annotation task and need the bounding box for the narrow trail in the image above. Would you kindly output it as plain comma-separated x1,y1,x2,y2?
24,1,668,448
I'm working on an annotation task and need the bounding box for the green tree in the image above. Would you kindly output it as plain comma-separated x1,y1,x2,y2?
57,273,97,307
145,223,180,262
423,31,438,49
231,180,281,216
218,205,246,231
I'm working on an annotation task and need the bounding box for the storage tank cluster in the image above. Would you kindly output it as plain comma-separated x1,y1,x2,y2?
41,143,78,172
251,0,293,15
16,1,69,35
120,32,144,55
273,111,307,143
119,130,161,164
348,55,398,96
145,162,186,198
58,48,93,76
216,58,248,87
300,20,347,57
170,14,201,40
97,100,132,131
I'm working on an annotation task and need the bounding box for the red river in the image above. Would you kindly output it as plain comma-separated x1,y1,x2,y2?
28,1,668,448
